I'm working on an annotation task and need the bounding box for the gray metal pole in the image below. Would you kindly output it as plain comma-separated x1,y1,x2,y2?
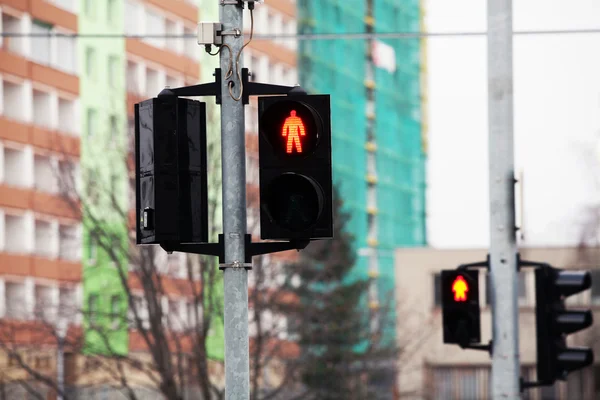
219,2,250,399
487,0,521,397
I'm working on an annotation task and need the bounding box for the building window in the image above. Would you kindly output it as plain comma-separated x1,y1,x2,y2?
85,47,96,78
145,9,166,48
109,114,118,140
591,270,600,305
110,173,119,197
86,109,96,137
110,295,120,328
88,294,98,326
107,0,117,23
88,234,97,263
84,0,94,17
31,21,52,65
427,366,491,399
108,55,119,87
55,33,77,74
433,273,441,307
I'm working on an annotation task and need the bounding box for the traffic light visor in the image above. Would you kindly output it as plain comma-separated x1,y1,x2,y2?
260,100,321,158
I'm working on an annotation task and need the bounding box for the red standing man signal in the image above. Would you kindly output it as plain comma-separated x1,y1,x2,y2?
282,110,306,154
452,275,469,302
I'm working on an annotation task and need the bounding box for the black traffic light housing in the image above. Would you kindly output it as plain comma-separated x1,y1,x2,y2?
135,94,209,245
258,94,333,240
535,266,594,384
441,269,481,346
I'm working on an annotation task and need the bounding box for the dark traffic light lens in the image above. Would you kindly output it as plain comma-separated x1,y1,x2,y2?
265,173,324,232
260,100,321,158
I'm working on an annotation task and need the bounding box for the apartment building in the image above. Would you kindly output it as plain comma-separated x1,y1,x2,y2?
0,0,81,395
395,247,600,400
0,0,82,334
122,0,207,352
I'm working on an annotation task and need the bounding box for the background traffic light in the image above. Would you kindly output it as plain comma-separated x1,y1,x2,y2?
258,94,333,240
441,269,481,346
135,95,209,245
535,266,594,384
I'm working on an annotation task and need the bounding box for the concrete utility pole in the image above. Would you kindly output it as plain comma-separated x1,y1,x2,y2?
487,0,521,397
219,2,250,399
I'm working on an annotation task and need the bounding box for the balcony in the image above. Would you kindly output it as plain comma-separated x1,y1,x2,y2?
5,213,33,254
34,218,57,258
34,154,58,194
0,7,79,94
0,253,81,282
0,184,81,220
1,278,80,324
0,117,80,157
5,281,29,319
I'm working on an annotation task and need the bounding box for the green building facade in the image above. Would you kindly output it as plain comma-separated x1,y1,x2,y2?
78,0,225,360
198,0,226,362
79,0,129,356
297,0,427,345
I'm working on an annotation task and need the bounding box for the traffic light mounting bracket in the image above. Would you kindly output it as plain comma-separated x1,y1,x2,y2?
165,68,301,105
455,255,494,355
161,234,310,266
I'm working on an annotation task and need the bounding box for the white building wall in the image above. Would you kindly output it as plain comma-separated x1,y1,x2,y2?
0,279,6,318
23,277,35,319
395,247,596,399
425,0,600,249
0,141,4,183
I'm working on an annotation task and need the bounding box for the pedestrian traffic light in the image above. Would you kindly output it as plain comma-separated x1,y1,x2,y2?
135,93,209,245
441,269,481,346
257,94,332,240
535,266,594,384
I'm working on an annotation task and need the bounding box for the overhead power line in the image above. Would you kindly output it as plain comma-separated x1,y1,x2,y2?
1,29,600,40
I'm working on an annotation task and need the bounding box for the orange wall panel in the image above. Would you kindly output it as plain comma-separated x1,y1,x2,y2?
126,39,200,80
0,185,33,210
248,41,297,67
54,134,81,157
144,0,198,25
32,257,81,282
127,272,202,298
1,0,30,12
0,49,30,79
268,0,296,18
31,126,56,150
31,63,79,95
0,117,32,144
0,253,81,282
127,93,145,117
30,0,77,32
33,191,81,220
0,118,80,157
0,253,33,276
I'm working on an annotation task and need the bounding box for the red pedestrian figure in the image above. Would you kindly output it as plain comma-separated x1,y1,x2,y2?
282,110,306,154
452,276,469,302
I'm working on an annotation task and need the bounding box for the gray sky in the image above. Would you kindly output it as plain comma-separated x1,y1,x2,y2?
425,0,600,248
